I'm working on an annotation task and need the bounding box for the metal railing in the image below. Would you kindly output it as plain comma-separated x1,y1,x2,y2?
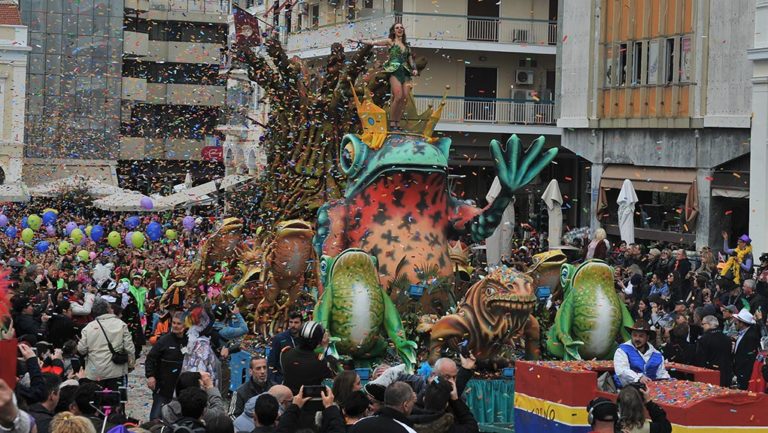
413,96,555,126
150,0,229,14
285,11,557,52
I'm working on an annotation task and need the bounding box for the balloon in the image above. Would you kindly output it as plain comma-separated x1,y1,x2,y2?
107,231,121,248
91,225,104,242
0,215,7,227
21,228,33,243
5,226,16,238
140,196,154,210
28,214,42,231
45,225,56,237
21,217,28,229
146,222,162,241
65,221,77,235
165,229,178,240
131,231,145,248
77,250,90,262
35,241,49,253
70,228,84,245
125,216,140,230
183,216,195,231
42,211,57,226
85,225,92,237
125,231,134,247
42,208,58,215
89,251,97,260
58,241,71,255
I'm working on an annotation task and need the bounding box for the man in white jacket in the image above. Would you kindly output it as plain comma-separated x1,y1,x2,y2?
77,297,135,390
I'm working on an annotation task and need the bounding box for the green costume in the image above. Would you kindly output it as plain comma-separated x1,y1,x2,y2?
129,284,148,314
383,43,412,84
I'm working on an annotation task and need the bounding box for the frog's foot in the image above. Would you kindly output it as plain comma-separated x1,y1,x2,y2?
564,340,585,361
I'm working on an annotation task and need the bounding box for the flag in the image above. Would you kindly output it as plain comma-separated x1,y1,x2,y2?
233,5,260,46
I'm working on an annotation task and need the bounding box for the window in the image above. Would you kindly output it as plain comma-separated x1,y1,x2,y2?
364,0,373,7
311,4,319,28
647,40,659,85
604,45,614,87
632,41,644,85
618,43,627,86
680,36,692,82
664,37,676,84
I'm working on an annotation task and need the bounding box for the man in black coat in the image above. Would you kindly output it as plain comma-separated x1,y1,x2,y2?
695,315,734,387
267,311,302,384
27,373,61,433
732,309,762,389
12,296,47,342
229,356,275,417
350,382,418,433
145,312,187,420
46,301,78,349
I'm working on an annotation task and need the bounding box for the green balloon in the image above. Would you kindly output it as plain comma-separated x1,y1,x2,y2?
58,241,71,255
107,231,121,248
77,250,89,262
131,231,145,248
70,228,84,244
28,214,42,231
85,225,92,237
21,228,34,243
165,229,178,240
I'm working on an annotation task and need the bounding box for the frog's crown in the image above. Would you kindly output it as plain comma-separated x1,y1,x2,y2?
350,84,449,150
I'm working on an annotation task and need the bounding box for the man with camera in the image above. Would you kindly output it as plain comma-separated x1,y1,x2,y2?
11,296,48,343
613,319,670,388
77,298,135,391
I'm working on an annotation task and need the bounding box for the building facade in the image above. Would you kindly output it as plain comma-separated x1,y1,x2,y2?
749,0,768,256
225,0,578,231
119,0,229,193
0,0,29,193
559,0,754,248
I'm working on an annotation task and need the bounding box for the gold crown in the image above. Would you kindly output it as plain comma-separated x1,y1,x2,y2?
448,240,474,275
350,83,449,150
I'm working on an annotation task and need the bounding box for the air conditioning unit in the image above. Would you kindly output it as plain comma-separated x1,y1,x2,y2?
516,69,535,85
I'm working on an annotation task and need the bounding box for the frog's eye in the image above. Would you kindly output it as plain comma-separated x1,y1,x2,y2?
339,134,368,177
320,260,328,276
486,286,496,297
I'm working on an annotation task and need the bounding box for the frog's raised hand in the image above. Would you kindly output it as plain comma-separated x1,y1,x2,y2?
491,135,558,193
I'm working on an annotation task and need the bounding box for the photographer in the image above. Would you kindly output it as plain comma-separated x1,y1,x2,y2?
46,301,77,349
616,383,671,433
160,371,226,426
12,296,47,343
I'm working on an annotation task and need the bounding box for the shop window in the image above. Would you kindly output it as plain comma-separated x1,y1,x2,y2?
632,41,644,85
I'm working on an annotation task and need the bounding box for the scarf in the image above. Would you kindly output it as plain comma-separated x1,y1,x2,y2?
721,245,752,285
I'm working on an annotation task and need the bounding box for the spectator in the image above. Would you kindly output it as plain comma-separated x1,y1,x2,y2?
15,342,47,408
0,378,33,433
281,321,335,395
230,357,275,417
350,382,417,433
145,312,187,420
648,273,669,299
212,303,248,342
12,296,46,342
410,378,478,433
743,279,767,315
46,301,77,349
661,324,694,365
332,371,361,409
722,305,739,339
695,315,733,387
76,297,135,390
167,387,207,433
585,397,618,433
233,395,260,433
252,393,279,433
160,371,225,426
267,385,293,417
27,373,61,433
613,319,671,387
341,391,372,430
205,413,234,433
67,382,116,432
49,412,96,433
268,311,302,383
616,385,671,433
585,228,610,260
733,309,761,389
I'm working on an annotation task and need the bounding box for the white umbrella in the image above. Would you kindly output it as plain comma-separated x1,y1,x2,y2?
617,179,639,244
484,177,516,266
184,172,193,189
541,179,563,248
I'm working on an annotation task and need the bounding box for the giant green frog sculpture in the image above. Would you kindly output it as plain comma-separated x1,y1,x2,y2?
546,260,635,360
315,131,557,312
314,248,417,369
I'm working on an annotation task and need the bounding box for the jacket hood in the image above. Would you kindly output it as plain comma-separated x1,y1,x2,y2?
412,411,454,433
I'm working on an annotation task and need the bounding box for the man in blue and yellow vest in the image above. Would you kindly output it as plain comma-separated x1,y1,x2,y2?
613,319,671,387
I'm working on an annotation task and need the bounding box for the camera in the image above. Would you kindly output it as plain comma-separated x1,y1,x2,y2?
458,339,471,358
91,389,125,408
303,385,325,398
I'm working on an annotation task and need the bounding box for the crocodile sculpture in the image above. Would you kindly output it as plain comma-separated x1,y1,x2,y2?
315,91,558,312
428,265,540,362
546,260,635,360
314,248,417,370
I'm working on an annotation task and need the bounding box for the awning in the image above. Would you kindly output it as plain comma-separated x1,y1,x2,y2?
159,174,252,209
0,183,30,202
29,175,129,198
600,165,696,194
92,192,174,213
23,159,118,187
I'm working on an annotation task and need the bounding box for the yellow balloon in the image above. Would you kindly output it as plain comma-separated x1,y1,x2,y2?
58,241,71,255
28,214,42,231
165,229,178,240
107,231,120,248
131,231,145,248
77,250,89,262
21,228,34,243
85,225,93,237
70,228,84,245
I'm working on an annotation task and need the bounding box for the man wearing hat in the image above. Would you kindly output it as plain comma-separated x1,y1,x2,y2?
586,397,618,433
733,308,761,389
613,319,671,388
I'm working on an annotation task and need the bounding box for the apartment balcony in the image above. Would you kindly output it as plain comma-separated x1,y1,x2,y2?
413,95,560,135
286,12,557,58
147,0,229,22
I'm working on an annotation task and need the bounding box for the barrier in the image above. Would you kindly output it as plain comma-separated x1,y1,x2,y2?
514,360,768,433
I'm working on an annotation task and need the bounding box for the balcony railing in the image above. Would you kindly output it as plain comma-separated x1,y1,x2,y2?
149,0,229,14
413,96,555,126
285,11,557,53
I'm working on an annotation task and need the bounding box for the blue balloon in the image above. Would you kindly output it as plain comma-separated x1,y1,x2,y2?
91,225,105,242
21,216,28,228
146,222,162,242
42,211,57,226
5,226,17,238
35,241,50,253
125,216,140,230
